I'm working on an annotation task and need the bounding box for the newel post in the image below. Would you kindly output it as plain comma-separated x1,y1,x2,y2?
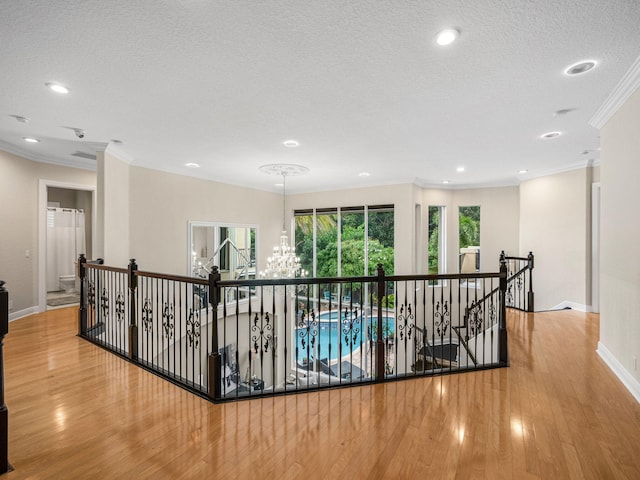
498,252,509,365
207,267,222,401
0,281,11,473
78,254,87,335
128,259,138,361
527,252,535,312
375,264,386,382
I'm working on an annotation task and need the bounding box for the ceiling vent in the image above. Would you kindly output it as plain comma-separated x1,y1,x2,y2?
71,151,97,160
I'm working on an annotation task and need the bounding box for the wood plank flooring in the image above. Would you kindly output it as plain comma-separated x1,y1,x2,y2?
3,307,640,479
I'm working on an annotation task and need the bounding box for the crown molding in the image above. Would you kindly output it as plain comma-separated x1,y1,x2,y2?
103,143,134,164
519,159,597,183
0,140,96,171
590,54,640,129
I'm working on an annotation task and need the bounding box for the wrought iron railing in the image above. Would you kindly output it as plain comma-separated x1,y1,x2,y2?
78,252,533,402
504,252,534,312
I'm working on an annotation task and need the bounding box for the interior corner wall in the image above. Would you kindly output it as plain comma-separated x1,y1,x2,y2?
452,186,520,271
599,86,640,389
519,168,589,310
0,149,96,313
128,166,281,276
421,186,519,275
96,150,130,266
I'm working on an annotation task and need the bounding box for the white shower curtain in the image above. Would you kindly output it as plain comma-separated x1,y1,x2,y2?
46,208,86,292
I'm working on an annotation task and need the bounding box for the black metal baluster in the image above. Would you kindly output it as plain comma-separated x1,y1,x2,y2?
448,275,452,374
431,278,436,373
222,284,228,396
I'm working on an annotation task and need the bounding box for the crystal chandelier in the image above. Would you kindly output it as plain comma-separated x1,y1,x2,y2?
258,164,309,278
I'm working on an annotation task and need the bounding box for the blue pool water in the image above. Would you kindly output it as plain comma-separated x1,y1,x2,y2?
295,311,395,362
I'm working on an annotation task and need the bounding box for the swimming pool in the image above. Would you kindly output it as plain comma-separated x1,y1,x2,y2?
295,311,395,362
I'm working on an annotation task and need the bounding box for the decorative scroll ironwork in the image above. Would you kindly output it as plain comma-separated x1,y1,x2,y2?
341,307,361,348
162,302,174,339
100,288,109,317
506,283,514,307
88,280,96,307
142,299,153,333
467,300,483,337
297,309,318,353
489,299,497,326
115,293,125,323
186,308,201,348
434,300,450,337
397,303,414,341
252,312,273,354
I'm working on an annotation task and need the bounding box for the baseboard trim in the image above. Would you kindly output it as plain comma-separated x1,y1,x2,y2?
550,301,592,312
9,306,39,322
597,341,640,404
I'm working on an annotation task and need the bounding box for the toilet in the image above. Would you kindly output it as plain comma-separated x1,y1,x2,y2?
59,275,77,293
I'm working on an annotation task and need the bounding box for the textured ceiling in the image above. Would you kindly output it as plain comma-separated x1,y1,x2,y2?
1,0,639,193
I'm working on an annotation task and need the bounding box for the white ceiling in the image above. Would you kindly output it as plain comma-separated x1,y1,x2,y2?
1,0,639,193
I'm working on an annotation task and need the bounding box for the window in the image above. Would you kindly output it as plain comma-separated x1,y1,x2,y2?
428,206,446,275
368,205,394,275
458,206,480,273
294,205,394,277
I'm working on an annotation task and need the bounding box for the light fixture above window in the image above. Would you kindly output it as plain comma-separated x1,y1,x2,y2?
435,28,460,46
45,82,69,94
23,137,39,143
259,163,309,278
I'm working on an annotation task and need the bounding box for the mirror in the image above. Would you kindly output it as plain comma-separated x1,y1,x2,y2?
188,222,257,281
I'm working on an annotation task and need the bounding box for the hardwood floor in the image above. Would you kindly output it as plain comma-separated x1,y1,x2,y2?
3,307,640,479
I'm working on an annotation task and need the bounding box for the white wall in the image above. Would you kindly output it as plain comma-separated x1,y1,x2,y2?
96,149,130,266
599,86,640,394
128,166,282,275
519,168,590,310
0,149,96,313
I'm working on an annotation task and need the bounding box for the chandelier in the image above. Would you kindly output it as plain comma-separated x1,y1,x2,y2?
258,164,309,278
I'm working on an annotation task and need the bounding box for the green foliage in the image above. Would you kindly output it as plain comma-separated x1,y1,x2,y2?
459,214,480,249
427,206,440,274
295,211,394,278
458,205,480,249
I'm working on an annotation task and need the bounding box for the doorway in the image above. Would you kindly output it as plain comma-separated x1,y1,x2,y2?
38,180,96,312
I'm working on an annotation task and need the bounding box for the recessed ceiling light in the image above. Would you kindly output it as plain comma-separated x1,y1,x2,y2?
45,82,69,94
456,166,465,173
185,162,200,168
541,131,562,139
282,139,299,148
564,60,597,76
442,180,450,184
23,137,39,143
435,28,460,46
519,169,528,174
359,172,370,177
